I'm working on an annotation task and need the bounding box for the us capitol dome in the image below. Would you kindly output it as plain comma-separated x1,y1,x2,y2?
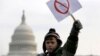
7,11,37,56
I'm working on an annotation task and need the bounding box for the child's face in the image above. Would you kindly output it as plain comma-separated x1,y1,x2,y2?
45,37,58,53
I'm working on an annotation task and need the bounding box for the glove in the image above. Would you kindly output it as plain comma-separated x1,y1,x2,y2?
73,20,82,31
70,20,83,36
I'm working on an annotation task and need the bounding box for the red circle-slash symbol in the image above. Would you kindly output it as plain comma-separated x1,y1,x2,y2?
54,0,70,14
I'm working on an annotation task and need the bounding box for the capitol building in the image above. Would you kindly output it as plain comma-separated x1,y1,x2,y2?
6,11,37,56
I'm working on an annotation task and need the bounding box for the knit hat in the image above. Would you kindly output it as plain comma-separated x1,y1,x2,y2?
43,28,62,53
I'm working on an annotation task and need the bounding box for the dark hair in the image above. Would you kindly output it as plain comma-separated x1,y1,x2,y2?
43,28,62,54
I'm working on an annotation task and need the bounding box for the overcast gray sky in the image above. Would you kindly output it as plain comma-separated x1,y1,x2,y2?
0,0,100,55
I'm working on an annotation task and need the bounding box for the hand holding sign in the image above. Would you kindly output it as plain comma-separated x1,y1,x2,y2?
47,0,82,22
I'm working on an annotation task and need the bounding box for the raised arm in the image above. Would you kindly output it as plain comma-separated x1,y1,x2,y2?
62,20,82,56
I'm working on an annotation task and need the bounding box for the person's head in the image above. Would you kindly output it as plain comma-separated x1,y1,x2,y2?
43,28,62,53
